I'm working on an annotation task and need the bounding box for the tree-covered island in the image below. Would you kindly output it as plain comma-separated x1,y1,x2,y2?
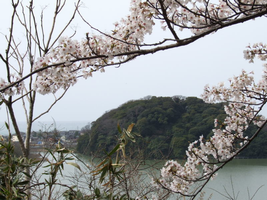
77,96,267,159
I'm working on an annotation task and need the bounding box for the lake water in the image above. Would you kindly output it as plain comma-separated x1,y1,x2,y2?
137,159,267,199
203,159,267,200
1,120,266,199
37,157,267,200
3,121,266,199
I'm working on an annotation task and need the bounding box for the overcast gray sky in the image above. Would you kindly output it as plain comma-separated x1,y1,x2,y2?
0,0,267,132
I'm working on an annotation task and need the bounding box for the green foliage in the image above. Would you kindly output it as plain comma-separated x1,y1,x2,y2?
43,141,81,199
1,126,143,199
77,96,266,159
62,186,92,200
0,136,37,199
90,124,138,200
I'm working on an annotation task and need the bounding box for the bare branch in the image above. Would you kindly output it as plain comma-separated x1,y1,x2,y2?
32,86,70,122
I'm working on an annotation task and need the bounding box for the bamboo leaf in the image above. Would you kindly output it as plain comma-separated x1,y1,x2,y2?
102,181,110,187
4,122,9,131
120,194,127,200
17,180,30,186
117,123,122,133
12,186,18,197
99,166,108,183
57,148,71,154
95,158,109,169
66,162,82,171
43,164,52,168
126,123,135,133
133,132,141,137
92,162,109,175
45,148,57,161
65,157,74,161
124,130,135,141
22,172,31,178
94,188,101,197
107,143,120,156
45,177,52,185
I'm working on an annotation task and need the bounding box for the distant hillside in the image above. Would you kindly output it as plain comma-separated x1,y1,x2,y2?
77,96,267,159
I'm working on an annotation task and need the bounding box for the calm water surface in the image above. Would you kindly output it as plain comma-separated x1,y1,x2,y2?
35,156,267,200
204,159,267,200
138,159,267,199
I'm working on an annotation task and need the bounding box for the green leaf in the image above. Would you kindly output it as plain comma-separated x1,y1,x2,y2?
99,166,108,184
4,122,9,131
11,186,18,197
94,188,101,197
44,178,51,186
43,164,52,168
64,157,74,161
11,163,16,173
22,171,31,178
107,143,120,157
45,148,57,161
13,177,19,185
120,194,127,200
17,180,30,186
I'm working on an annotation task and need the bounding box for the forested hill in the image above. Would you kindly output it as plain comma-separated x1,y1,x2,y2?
77,96,267,159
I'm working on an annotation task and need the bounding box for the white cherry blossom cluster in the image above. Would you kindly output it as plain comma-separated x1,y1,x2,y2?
244,43,267,63
30,0,267,95
148,0,266,35
155,137,219,195
157,53,267,195
1,0,266,97
150,0,233,34
31,0,155,95
0,74,23,99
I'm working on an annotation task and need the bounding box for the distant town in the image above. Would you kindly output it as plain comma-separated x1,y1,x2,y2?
3,129,85,156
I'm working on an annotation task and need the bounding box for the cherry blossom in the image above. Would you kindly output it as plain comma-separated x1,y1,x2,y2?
1,0,267,198
0,74,23,99
244,43,267,63
1,0,265,96
155,45,267,197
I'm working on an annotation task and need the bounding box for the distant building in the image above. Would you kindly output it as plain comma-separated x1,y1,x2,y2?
11,132,26,142
11,135,19,142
